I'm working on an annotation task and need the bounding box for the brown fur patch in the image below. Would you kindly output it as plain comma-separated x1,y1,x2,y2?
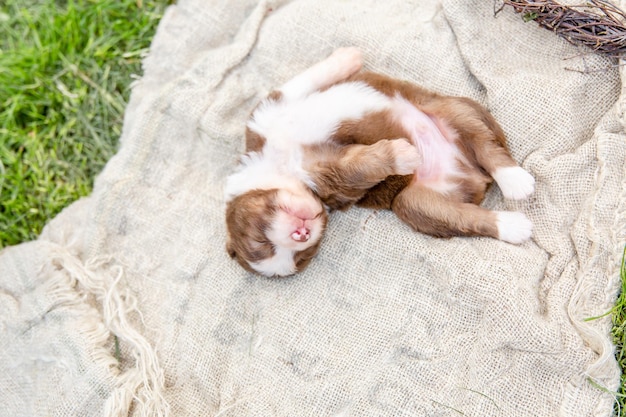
303,139,404,210
225,189,277,271
331,110,406,146
357,175,412,209
267,90,283,101
391,184,499,239
245,127,266,152
293,240,324,272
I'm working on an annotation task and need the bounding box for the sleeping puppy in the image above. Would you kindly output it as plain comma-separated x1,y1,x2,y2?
225,47,535,277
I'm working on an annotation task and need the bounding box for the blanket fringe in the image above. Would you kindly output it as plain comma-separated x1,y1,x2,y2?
565,63,626,414
50,248,169,417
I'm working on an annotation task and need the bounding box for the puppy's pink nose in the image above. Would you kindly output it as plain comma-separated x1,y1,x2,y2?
291,227,310,242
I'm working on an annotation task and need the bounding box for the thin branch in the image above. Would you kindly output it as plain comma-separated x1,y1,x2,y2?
498,0,626,59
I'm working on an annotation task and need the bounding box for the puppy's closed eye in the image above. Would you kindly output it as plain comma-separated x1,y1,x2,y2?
247,239,275,262
250,239,270,249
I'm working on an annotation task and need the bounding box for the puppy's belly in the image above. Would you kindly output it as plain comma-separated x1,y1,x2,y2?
390,96,463,193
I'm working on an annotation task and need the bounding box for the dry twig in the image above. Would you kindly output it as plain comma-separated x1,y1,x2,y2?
498,0,626,59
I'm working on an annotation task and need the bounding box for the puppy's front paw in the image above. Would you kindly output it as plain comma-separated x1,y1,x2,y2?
329,47,363,76
492,166,535,200
495,211,533,244
391,139,421,175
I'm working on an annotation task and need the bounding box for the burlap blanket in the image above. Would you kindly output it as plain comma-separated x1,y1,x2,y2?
2,0,626,415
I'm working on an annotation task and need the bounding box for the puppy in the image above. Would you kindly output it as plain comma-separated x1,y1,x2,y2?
225,48,535,277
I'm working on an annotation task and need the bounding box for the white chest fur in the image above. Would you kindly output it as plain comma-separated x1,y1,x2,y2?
248,81,391,148
226,82,392,199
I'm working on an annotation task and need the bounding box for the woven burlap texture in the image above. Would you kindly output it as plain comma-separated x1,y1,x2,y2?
1,0,625,416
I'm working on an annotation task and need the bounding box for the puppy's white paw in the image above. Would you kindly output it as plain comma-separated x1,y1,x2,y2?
329,47,363,75
496,211,533,244
492,166,535,200
391,139,421,175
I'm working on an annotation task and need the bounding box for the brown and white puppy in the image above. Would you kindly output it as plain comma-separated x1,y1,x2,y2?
225,48,535,277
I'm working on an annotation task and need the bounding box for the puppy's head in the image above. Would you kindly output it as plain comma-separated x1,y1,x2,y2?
225,186,327,277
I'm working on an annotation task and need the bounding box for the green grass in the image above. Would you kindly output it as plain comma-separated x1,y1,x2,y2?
2,0,626,415
0,0,168,247
613,248,626,416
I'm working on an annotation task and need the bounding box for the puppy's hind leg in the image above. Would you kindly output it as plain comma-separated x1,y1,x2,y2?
278,47,363,100
391,185,532,244
432,97,535,200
